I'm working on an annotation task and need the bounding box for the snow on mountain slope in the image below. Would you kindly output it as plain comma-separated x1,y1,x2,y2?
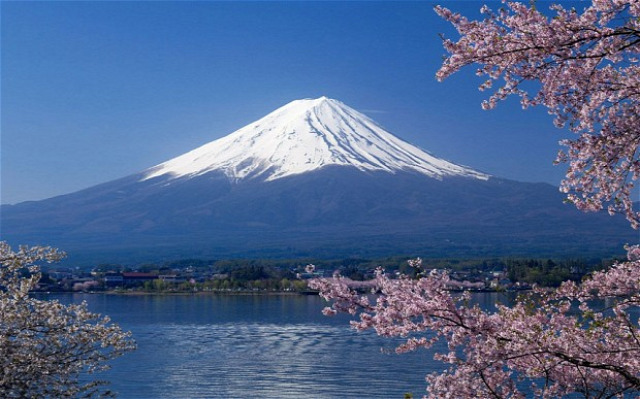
142,97,490,183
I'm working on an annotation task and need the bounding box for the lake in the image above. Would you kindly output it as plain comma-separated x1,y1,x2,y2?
51,292,510,399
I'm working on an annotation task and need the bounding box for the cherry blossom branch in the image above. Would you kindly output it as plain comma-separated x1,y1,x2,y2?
311,250,640,398
0,242,135,398
435,1,640,228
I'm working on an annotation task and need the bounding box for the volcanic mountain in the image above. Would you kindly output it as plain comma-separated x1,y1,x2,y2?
1,97,635,263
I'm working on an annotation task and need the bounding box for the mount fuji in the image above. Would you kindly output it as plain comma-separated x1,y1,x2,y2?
1,97,635,263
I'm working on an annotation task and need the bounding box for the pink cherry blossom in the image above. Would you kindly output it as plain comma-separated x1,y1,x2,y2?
310,255,640,398
436,0,640,229
0,242,135,397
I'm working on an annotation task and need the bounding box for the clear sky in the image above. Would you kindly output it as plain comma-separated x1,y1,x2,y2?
2,1,580,205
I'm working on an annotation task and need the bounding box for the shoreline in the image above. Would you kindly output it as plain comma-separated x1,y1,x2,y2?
34,289,318,296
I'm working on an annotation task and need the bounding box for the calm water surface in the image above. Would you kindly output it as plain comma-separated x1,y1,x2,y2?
51,292,510,399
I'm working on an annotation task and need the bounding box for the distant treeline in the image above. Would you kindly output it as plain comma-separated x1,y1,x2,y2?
504,258,608,287
83,255,622,288
418,257,616,287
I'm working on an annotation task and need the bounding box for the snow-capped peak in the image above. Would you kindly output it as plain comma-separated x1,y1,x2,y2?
142,97,490,182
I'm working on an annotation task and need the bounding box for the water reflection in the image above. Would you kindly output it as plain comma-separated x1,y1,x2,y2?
53,294,437,399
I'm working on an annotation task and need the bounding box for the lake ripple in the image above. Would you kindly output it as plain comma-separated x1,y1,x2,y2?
54,293,450,399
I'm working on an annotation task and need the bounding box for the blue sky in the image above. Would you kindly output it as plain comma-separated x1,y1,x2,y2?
2,1,577,205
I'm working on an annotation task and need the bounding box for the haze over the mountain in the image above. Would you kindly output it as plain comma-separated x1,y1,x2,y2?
143,97,489,183
1,97,634,264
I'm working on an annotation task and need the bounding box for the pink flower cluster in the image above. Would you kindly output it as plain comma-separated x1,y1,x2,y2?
0,242,135,397
436,0,640,229
309,256,640,398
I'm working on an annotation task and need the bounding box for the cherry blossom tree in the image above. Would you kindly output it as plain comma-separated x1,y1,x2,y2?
0,242,135,398
310,253,640,398
436,0,640,228
311,1,640,397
